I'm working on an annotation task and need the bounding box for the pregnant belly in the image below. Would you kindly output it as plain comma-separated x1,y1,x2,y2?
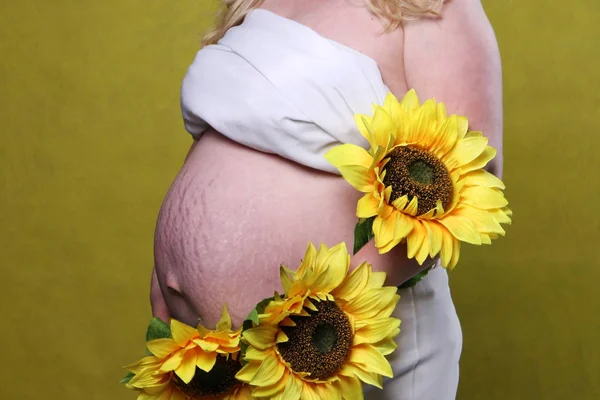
154,130,422,327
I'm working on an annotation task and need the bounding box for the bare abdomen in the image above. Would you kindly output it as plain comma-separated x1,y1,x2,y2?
154,130,421,327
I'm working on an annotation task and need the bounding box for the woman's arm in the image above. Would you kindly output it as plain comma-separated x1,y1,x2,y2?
403,0,504,178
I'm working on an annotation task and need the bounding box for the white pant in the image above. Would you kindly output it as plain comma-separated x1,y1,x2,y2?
365,266,462,400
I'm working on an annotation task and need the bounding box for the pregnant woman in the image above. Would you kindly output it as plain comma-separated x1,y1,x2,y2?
150,0,503,398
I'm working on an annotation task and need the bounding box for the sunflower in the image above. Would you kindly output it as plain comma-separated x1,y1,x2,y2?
325,89,512,269
124,306,252,400
236,242,401,399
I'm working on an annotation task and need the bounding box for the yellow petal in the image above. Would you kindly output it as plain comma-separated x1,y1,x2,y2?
439,213,482,245
215,305,232,331
371,338,398,356
295,243,317,280
192,338,219,352
147,339,179,358
383,92,403,126
394,210,415,240
354,317,401,345
302,382,324,400
367,271,387,289
333,262,370,301
195,349,217,372
373,214,395,248
339,362,383,389
491,207,512,225
334,164,375,193
154,388,174,400
439,227,455,268
357,192,380,218
459,146,497,174
174,350,198,384
391,194,409,211
461,186,509,209
379,197,394,218
383,91,400,111
406,221,426,259
412,99,438,145
354,114,374,143
431,114,459,158
400,89,420,111
280,373,303,400
124,356,161,374
404,196,419,216
480,233,492,245
317,384,342,400
279,317,296,327
279,266,294,294
449,236,461,269
444,136,489,170
325,143,374,169
170,320,198,347
276,329,289,343
423,220,443,257
250,356,286,386
460,205,506,235
348,344,393,378
415,232,430,265
236,362,260,383
311,243,350,293
337,376,364,400
377,236,403,254
304,299,318,311
345,287,398,320
459,169,505,189
370,107,395,149
242,326,277,350
244,346,269,361
250,371,289,398
159,349,184,372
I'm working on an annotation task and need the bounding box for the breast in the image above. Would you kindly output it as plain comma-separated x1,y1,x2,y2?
154,131,423,327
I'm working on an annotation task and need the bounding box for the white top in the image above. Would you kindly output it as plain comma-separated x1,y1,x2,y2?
180,9,390,173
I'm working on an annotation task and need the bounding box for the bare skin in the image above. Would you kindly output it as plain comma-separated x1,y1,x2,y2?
151,0,503,328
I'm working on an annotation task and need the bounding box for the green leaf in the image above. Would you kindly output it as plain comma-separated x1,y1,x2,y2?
255,297,274,316
242,296,274,328
239,341,249,366
146,317,171,342
239,296,275,366
245,309,260,327
398,267,432,289
120,371,135,384
353,216,376,255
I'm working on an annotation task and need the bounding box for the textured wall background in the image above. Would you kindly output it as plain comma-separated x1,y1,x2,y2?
1,1,598,399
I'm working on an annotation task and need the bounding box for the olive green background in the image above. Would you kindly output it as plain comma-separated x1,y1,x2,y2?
1,1,598,399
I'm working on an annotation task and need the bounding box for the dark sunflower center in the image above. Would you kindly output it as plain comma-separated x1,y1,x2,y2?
382,146,453,216
278,300,353,381
172,355,242,398
313,323,337,354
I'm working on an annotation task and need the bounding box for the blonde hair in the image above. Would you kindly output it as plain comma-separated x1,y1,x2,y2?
201,0,443,46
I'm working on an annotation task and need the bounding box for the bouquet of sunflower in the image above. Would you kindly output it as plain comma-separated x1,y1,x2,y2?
122,90,510,399
326,90,511,273
123,243,401,400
